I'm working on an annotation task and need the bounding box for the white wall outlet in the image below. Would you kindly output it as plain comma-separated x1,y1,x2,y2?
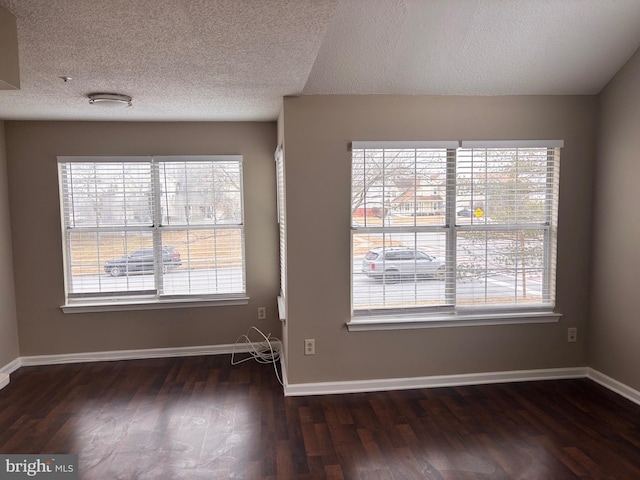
567,327,577,343
304,339,315,355
257,307,266,320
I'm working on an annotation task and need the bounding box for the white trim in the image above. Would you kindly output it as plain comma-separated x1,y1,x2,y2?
61,296,249,313
284,367,587,397
0,358,21,392
4,351,640,407
279,355,288,387
153,155,243,163
348,310,561,331
351,141,459,149
0,343,284,391
0,357,21,375
57,155,148,163
587,368,640,407
351,140,564,150
57,155,243,163
460,140,564,148
16,342,279,367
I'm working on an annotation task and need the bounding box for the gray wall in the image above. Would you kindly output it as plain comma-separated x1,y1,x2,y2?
0,121,19,367
282,95,597,385
1,92,616,389
591,48,640,391
5,121,280,356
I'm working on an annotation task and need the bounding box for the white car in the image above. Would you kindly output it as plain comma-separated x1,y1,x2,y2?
362,247,445,283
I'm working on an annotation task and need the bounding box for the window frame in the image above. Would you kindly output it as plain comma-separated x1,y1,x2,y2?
275,145,287,321
58,155,249,313
349,140,563,330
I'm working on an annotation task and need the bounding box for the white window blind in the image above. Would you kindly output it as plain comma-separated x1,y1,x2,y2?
275,146,287,317
351,141,561,317
352,144,457,314
58,155,245,302
456,146,560,308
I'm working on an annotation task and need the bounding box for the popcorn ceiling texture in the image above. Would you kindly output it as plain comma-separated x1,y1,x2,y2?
0,0,339,121
304,0,640,96
1,0,640,121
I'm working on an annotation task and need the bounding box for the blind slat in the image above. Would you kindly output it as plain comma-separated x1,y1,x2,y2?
351,144,560,315
58,157,246,300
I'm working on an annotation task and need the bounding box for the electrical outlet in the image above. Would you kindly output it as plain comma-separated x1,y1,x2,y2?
304,339,315,355
257,307,266,320
567,327,577,343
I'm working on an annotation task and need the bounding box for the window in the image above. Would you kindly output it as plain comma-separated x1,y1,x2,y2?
351,140,562,322
58,155,246,308
275,145,287,319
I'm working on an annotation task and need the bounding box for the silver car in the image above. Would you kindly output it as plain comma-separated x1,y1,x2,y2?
362,247,445,282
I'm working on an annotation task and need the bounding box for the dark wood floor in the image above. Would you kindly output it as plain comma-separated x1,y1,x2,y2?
1,356,640,479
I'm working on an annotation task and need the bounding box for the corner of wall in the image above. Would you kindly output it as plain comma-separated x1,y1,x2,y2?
0,372,9,390
0,120,21,367
588,44,640,392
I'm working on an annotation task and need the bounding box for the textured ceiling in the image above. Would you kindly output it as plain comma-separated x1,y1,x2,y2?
0,0,339,121
304,0,640,95
1,0,640,121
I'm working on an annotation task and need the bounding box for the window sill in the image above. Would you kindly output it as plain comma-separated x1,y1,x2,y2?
347,310,561,331
61,296,250,314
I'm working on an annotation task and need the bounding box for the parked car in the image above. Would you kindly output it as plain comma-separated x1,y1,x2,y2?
104,246,182,277
362,247,445,283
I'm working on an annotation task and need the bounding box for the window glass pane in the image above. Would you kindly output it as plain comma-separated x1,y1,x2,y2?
60,162,152,227
59,157,246,302
66,231,155,295
457,148,551,225
456,229,547,306
161,229,245,296
159,161,243,226
352,149,447,228
351,144,559,318
353,231,448,311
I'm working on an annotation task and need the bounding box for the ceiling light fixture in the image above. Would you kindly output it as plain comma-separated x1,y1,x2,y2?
88,93,132,108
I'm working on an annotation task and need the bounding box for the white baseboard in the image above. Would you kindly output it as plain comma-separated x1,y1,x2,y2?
0,357,21,375
587,368,640,406
19,342,281,367
0,357,21,390
0,341,282,390
4,348,640,408
284,367,589,396
279,355,288,386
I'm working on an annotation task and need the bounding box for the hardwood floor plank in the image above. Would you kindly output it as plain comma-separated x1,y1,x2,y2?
324,463,346,480
2,358,640,479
